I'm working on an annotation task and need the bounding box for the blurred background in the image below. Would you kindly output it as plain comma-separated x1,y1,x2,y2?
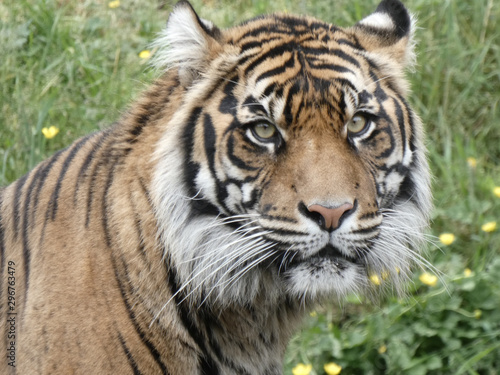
1,0,499,373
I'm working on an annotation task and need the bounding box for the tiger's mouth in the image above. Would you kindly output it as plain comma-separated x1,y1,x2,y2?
285,244,362,270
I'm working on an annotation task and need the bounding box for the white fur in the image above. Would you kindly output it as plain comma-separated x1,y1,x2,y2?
150,3,212,73
359,12,395,30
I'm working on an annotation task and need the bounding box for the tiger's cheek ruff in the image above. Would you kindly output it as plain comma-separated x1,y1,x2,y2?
151,94,284,309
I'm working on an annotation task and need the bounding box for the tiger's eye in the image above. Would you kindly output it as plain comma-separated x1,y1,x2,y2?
252,123,277,140
346,115,368,135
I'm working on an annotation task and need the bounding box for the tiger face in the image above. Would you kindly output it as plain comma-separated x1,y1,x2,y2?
152,0,431,307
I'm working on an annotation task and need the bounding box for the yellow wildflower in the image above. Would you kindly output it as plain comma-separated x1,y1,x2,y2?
292,363,312,375
467,157,477,168
369,274,381,286
494,187,500,198
324,362,342,375
41,126,59,139
464,268,472,277
481,221,497,233
439,233,455,246
474,309,482,319
309,311,317,318
378,345,387,354
139,50,151,59
108,0,120,8
419,272,438,287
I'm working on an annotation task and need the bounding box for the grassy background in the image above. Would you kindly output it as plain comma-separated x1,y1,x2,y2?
1,0,499,373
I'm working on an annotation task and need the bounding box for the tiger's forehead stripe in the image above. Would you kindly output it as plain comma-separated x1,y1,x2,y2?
225,16,415,128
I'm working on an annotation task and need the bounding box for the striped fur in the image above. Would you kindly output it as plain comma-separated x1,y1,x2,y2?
0,1,431,374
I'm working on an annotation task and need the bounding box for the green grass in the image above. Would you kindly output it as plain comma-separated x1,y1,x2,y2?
1,0,499,374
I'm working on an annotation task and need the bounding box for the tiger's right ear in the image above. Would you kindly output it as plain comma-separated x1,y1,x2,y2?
350,0,416,69
151,1,222,87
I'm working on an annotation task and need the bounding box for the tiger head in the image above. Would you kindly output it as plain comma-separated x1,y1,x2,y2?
151,0,432,307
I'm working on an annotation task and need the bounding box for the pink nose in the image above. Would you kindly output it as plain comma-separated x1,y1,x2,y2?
308,203,354,231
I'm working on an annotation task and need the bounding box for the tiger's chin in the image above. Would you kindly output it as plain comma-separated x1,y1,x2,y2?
280,245,368,300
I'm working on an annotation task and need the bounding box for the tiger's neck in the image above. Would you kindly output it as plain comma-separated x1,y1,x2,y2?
177,301,301,374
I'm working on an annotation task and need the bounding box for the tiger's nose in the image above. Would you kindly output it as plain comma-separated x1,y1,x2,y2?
307,203,354,231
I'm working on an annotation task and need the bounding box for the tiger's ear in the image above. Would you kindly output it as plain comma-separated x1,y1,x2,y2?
151,0,222,87
351,0,416,68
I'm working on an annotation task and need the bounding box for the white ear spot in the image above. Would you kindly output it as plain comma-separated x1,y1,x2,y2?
359,12,395,31
352,0,416,69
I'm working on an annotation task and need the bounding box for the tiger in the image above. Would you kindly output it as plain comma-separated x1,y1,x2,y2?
0,0,432,373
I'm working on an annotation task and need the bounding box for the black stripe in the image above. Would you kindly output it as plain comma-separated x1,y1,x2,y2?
48,135,93,221
203,113,217,179
395,93,416,153
241,96,267,116
329,48,361,68
337,37,360,49
359,211,379,221
395,173,416,203
11,173,32,303
283,80,303,123
352,225,380,235
240,36,282,52
309,62,354,75
101,156,122,248
261,214,298,224
75,130,110,207
22,174,39,304
112,257,170,374
265,228,308,237
218,79,238,115
118,331,143,375
226,133,259,171
244,43,297,77
374,126,396,159
242,183,262,210
262,83,279,100
392,97,407,156
203,114,230,213
167,260,220,375
12,173,29,240
127,110,151,144
182,107,203,201
31,148,66,226
235,24,282,43
84,135,115,228
24,161,49,226
277,15,314,31
332,77,357,93
129,186,149,264
255,52,296,83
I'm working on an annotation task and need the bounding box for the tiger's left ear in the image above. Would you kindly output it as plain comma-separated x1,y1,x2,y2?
151,1,222,86
351,0,416,68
